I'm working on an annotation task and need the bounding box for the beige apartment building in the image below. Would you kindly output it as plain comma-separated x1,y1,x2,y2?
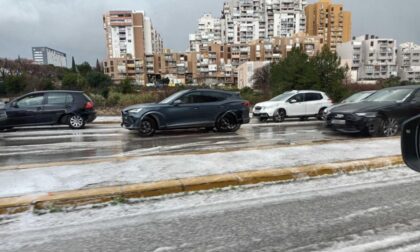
103,11,163,85
305,0,351,51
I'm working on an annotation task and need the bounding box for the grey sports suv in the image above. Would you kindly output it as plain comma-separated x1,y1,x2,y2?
121,89,251,137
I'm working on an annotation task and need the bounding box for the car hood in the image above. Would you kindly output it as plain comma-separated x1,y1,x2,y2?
255,101,284,107
122,103,167,112
329,101,397,114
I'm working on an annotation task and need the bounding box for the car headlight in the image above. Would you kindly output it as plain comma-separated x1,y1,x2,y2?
356,112,377,118
129,108,143,113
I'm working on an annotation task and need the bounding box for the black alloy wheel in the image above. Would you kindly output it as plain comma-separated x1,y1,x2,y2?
216,114,240,132
138,117,156,137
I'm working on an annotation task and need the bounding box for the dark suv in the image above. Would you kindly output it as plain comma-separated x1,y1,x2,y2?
122,89,251,136
0,91,96,130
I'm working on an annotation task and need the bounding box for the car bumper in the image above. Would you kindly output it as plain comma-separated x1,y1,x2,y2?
327,114,379,134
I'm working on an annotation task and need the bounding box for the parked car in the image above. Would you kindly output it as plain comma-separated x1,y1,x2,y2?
323,90,376,117
0,91,96,131
326,85,420,137
121,89,251,137
252,90,333,122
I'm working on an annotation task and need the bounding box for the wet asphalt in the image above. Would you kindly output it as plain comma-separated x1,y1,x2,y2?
0,119,360,167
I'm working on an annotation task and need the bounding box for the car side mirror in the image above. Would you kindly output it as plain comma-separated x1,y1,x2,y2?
401,115,420,172
173,100,182,106
289,99,297,104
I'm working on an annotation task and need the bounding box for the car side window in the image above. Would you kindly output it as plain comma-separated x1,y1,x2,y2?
412,90,420,102
16,94,44,108
180,92,201,104
305,93,323,101
289,94,304,103
46,93,74,105
180,92,227,104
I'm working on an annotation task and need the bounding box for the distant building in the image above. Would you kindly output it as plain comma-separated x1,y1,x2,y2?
237,61,270,89
397,42,420,82
305,0,351,51
103,10,164,85
32,47,67,67
337,35,397,83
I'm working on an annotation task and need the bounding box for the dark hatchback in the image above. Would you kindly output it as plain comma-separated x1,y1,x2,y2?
122,89,251,136
0,91,96,130
326,85,420,137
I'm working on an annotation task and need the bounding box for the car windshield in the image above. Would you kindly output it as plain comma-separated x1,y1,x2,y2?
363,88,414,102
270,92,295,102
342,91,375,103
159,90,190,104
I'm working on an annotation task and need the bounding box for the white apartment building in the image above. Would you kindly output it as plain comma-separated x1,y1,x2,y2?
237,61,270,89
189,0,307,52
32,47,67,68
397,42,420,82
337,35,397,83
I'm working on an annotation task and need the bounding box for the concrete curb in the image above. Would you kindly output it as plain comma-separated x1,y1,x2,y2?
0,155,403,216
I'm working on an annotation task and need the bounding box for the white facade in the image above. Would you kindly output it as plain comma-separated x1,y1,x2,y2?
32,47,67,68
397,42,420,82
337,35,398,83
237,61,270,89
189,0,307,52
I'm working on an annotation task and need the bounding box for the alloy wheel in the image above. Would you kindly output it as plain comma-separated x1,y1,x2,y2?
69,115,85,129
382,118,399,137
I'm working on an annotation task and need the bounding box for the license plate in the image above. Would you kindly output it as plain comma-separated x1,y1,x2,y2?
331,119,346,125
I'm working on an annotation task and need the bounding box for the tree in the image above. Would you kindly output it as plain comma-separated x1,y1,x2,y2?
95,59,102,72
311,45,348,101
270,47,318,95
85,71,111,90
62,72,86,90
252,64,272,99
120,78,133,94
77,62,92,76
71,57,77,72
4,75,26,94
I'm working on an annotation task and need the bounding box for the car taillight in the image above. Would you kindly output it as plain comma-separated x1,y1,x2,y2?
85,101,94,110
242,101,251,107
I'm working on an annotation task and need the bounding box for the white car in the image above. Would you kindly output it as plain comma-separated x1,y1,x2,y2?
253,90,333,122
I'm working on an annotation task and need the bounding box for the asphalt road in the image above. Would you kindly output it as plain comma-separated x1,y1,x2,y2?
2,167,420,252
0,119,357,167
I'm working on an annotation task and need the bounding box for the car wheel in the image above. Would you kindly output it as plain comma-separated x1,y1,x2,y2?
68,114,86,129
216,114,240,132
273,109,286,123
374,117,399,137
317,108,326,120
138,117,156,137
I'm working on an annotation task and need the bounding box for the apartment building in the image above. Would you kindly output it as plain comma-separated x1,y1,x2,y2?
189,0,307,52
102,11,163,84
397,42,420,82
337,35,397,82
305,0,351,51
237,61,270,89
32,47,67,68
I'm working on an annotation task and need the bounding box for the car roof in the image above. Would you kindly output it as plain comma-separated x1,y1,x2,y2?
187,88,238,95
384,85,420,90
29,90,84,95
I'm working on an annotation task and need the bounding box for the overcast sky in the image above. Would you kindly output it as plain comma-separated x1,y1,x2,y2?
0,0,419,65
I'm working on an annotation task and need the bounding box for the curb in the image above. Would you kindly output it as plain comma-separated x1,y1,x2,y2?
0,155,403,216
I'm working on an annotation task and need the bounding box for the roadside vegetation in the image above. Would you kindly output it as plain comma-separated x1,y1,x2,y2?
0,47,416,115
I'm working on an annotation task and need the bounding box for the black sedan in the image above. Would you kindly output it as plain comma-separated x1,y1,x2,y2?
326,85,420,137
121,89,251,137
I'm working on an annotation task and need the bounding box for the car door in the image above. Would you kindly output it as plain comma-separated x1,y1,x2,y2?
43,93,74,124
194,92,229,123
286,93,305,116
304,93,323,115
6,93,46,126
164,91,206,128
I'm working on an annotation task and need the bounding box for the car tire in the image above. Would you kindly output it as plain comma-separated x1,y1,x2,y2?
138,117,156,137
68,114,86,129
373,116,399,137
317,108,326,120
216,114,241,132
273,109,286,123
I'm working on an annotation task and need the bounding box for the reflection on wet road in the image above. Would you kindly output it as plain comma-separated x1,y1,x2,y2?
0,121,360,167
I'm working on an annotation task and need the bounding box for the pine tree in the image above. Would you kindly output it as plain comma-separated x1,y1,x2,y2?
95,59,102,72
71,57,77,72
